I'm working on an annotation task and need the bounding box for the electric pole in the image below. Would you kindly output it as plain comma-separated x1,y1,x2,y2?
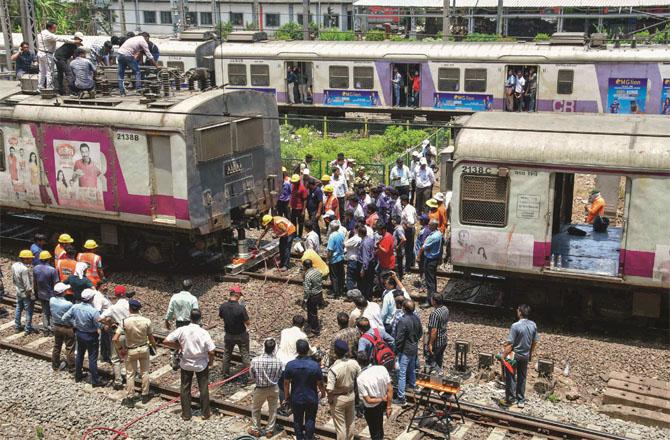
211,0,217,29
119,0,127,34
303,0,309,40
496,0,503,35
443,0,450,40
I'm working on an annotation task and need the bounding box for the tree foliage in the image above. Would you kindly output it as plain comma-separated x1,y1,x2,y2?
365,30,385,41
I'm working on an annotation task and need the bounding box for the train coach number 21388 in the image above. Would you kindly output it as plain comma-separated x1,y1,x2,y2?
117,133,140,141
461,165,497,175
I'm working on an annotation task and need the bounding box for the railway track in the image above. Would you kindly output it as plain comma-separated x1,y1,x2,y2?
0,295,635,440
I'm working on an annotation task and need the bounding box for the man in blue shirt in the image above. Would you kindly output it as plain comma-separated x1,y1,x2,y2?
33,251,59,333
357,225,376,300
500,304,539,408
417,220,442,308
50,282,74,371
284,339,326,440
306,178,323,239
327,221,345,298
277,167,291,218
30,233,48,266
11,42,36,78
62,288,106,386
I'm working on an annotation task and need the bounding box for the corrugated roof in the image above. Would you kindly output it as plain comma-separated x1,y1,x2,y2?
353,0,670,8
453,112,670,173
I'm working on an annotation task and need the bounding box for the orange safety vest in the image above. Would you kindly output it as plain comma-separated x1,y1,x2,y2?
271,216,296,237
56,258,77,282
324,195,339,218
76,252,102,286
586,195,606,224
54,244,67,260
437,204,448,233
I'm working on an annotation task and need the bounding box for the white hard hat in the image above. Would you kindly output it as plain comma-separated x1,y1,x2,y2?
421,139,430,147
73,32,84,40
420,157,428,165
411,151,420,157
434,192,445,202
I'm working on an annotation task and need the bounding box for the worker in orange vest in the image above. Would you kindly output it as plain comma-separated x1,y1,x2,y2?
433,193,448,234
323,185,339,220
54,233,74,260
426,199,443,231
257,214,296,271
76,239,104,286
585,190,606,224
56,245,77,281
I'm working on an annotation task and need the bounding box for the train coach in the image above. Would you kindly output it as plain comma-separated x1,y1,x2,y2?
0,82,280,265
213,39,670,117
441,112,670,321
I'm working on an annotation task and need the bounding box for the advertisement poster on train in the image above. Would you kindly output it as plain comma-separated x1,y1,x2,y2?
606,78,647,114
661,79,670,115
433,93,493,111
1,129,43,203
323,90,380,107
53,140,106,210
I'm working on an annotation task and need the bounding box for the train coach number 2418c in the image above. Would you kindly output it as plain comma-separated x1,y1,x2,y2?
461,165,497,175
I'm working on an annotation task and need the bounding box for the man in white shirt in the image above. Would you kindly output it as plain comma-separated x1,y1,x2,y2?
400,195,417,270
330,167,348,219
389,158,411,197
276,315,313,403
36,21,75,90
164,309,216,421
304,221,320,252
414,158,435,215
99,285,130,389
116,32,156,95
514,70,526,112
348,293,383,329
356,351,393,440
344,232,362,291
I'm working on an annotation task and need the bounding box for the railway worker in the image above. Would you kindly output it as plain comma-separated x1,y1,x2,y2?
290,173,308,237
356,350,393,440
34,250,59,333
50,282,74,372
55,245,77,291
426,294,449,374
259,214,296,271
115,299,157,406
53,32,83,95
219,287,251,383
89,40,113,67
11,42,36,79
100,285,131,389
358,225,376,299
76,239,104,286
426,199,440,230
277,167,291,218
327,220,346,299
399,195,417,271
393,299,422,406
36,21,76,91
283,339,327,440
327,339,361,440
31,233,48,266
302,259,323,336
329,312,361,367
390,157,411,197
499,304,539,409
585,190,606,224
323,185,339,223
434,192,448,234
62,288,106,386
12,249,37,335
249,338,283,438
164,309,215,421
54,233,74,260
380,271,410,334
306,179,323,240
116,32,156,96
417,219,443,308
331,167,348,220
286,67,297,104
69,48,97,97
414,157,435,215
64,262,93,303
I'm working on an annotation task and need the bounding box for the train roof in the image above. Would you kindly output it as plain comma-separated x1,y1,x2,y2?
213,40,670,63
453,112,670,173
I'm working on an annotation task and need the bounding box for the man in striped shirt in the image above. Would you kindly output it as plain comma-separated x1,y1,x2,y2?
427,294,449,373
303,259,323,336
249,338,283,438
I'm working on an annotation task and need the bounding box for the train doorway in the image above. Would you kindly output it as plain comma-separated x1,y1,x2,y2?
504,64,538,112
390,63,421,107
285,61,313,104
148,136,176,225
549,173,627,277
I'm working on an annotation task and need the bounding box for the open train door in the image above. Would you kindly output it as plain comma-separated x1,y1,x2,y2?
148,135,176,225
284,61,313,104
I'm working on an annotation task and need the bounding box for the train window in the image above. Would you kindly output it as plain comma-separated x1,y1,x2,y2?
438,68,459,91
236,118,265,151
557,70,574,95
353,66,374,90
329,66,349,89
464,68,487,93
0,130,4,171
228,64,247,86
166,61,184,72
196,121,233,162
251,64,270,87
460,174,508,227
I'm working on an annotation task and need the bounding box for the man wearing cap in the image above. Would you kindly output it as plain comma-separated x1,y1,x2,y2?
249,338,283,438
50,282,75,371
100,285,131,389
34,250,59,333
306,178,323,240
54,233,74,260
12,250,36,334
417,219,443,308
327,220,346,299
277,167,291,218
434,192,448,234
390,158,411,197
77,239,104,287
114,298,157,405
56,245,78,284
62,288,106,386
327,339,361,440
258,215,296,271
414,157,435,215
330,167,348,220
323,185,339,222
426,198,440,226
219,286,251,382
53,32,83,95
290,174,308,237
585,189,606,224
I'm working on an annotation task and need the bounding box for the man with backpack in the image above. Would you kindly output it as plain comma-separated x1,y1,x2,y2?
356,317,395,372
393,300,423,406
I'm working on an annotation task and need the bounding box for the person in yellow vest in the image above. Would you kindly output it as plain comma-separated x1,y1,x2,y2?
77,239,104,286
54,233,74,260
257,215,296,271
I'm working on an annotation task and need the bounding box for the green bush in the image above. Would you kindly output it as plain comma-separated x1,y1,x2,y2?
365,30,386,41
276,22,303,40
319,28,355,41
653,27,669,43
533,33,551,41
217,21,233,40
464,33,502,42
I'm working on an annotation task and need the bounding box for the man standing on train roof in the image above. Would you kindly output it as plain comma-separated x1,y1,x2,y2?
585,190,606,224
258,214,296,271
36,21,77,91
31,233,48,266
54,233,74,261
77,239,104,287
72,143,101,188
116,32,156,96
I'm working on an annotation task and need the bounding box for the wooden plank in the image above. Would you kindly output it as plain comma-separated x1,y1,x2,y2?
148,364,174,380
26,336,52,349
609,372,670,392
600,404,670,429
2,332,27,342
227,385,254,402
451,420,473,439
603,388,670,414
0,321,16,331
607,379,669,401
486,427,507,440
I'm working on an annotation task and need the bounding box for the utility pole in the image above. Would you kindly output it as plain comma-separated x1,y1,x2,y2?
252,0,259,29
0,0,12,73
134,0,140,31
19,0,37,53
496,0,503,35
442,0,450,40
303,0,310,40
211,0,217,29
119,0,127,34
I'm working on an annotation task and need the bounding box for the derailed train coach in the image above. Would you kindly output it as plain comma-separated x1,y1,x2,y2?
442,112,670,322
0,83,280,265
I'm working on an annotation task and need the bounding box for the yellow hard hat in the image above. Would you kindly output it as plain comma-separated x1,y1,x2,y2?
290,174,300,183
39,250,52,260
426,199,438,208
83,239,98,249
18,249,33,259
282,166,287,173
58,233,74,244
324,185,334,193
321,175,331,182
262,214,273,226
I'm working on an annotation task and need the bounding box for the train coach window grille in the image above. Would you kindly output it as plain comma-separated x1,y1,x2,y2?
160,11,172,24
557,70,574,95
438,68,460,91
460,174,509,227
464,68,487,93
228,64,247,86
167,61,184,72
251,64,270,87
329,66,349,89
353,66,374,90
143,11,157,24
